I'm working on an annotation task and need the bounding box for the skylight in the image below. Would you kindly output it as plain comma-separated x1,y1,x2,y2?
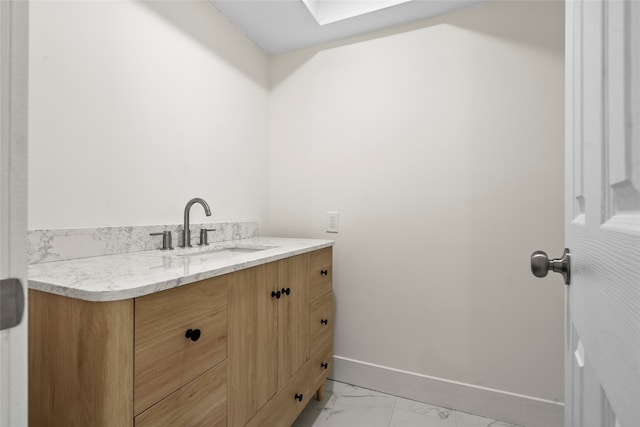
300,0,414,25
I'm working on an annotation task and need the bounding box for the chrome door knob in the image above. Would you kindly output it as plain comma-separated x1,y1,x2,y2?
530,248,571,285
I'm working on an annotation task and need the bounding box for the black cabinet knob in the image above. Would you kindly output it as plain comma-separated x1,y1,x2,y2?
320,319,328,325
321,362,328,369
185,328,201,342
281,287,291,296
320,269,328,276
294,393,303,402
271,290,281,299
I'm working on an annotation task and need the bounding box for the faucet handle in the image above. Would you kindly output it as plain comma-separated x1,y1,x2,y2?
150,231,174,250
199,228,216,246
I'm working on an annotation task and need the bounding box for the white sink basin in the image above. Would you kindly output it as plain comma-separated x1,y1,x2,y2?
175,245,277,259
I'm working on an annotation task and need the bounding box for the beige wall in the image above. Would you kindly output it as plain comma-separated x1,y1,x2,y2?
28,1,269,229
267,1,565,401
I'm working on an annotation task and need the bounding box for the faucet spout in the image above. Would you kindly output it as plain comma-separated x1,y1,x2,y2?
181,198,212,248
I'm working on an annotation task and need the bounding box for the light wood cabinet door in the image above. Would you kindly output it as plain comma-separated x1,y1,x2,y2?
135,361,227,427
277,253,311,388
134,276,227,415
228,263,279,427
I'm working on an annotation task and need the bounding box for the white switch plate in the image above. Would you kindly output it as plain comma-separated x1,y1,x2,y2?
326,212,339,233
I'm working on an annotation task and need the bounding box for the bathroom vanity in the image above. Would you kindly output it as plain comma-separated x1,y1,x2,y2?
28,237,334,427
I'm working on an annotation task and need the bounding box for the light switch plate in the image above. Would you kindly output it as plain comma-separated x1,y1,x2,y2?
326,212,339,233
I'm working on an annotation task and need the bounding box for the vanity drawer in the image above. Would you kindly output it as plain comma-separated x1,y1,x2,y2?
135,360,227,427
310,247,332,302
134,276,228,415
310,291,333,355
244,359,315,427
311,342,333,387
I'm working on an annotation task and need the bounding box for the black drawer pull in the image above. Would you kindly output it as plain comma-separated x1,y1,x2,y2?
320,319,328,325
321,362,328,369
294,393,303,402
320,269,328,276
281,287,291,296
185,328,201,342
271,290,281,299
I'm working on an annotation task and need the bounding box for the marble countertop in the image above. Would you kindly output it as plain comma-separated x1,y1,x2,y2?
28,237,334,302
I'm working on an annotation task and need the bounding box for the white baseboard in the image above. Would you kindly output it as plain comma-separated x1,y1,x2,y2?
329,356,563,427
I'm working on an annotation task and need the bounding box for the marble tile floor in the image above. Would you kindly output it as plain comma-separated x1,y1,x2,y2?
292,380,523,427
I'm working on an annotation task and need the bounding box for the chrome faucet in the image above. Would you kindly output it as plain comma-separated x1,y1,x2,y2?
181,198,211,248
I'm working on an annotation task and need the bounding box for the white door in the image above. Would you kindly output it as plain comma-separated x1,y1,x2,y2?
564,1,640,426
0,1,28,426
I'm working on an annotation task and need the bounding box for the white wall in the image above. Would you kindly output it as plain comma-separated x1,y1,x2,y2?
267,0,565,403
29,0,565,411
28,1,269,229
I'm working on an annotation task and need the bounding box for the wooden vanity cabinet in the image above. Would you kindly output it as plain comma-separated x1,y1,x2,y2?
29,247,333,427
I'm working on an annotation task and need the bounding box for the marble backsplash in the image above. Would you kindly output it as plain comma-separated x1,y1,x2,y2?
28,221,260,264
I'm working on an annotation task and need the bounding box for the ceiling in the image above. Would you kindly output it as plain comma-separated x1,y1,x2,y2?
209,0,487,54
